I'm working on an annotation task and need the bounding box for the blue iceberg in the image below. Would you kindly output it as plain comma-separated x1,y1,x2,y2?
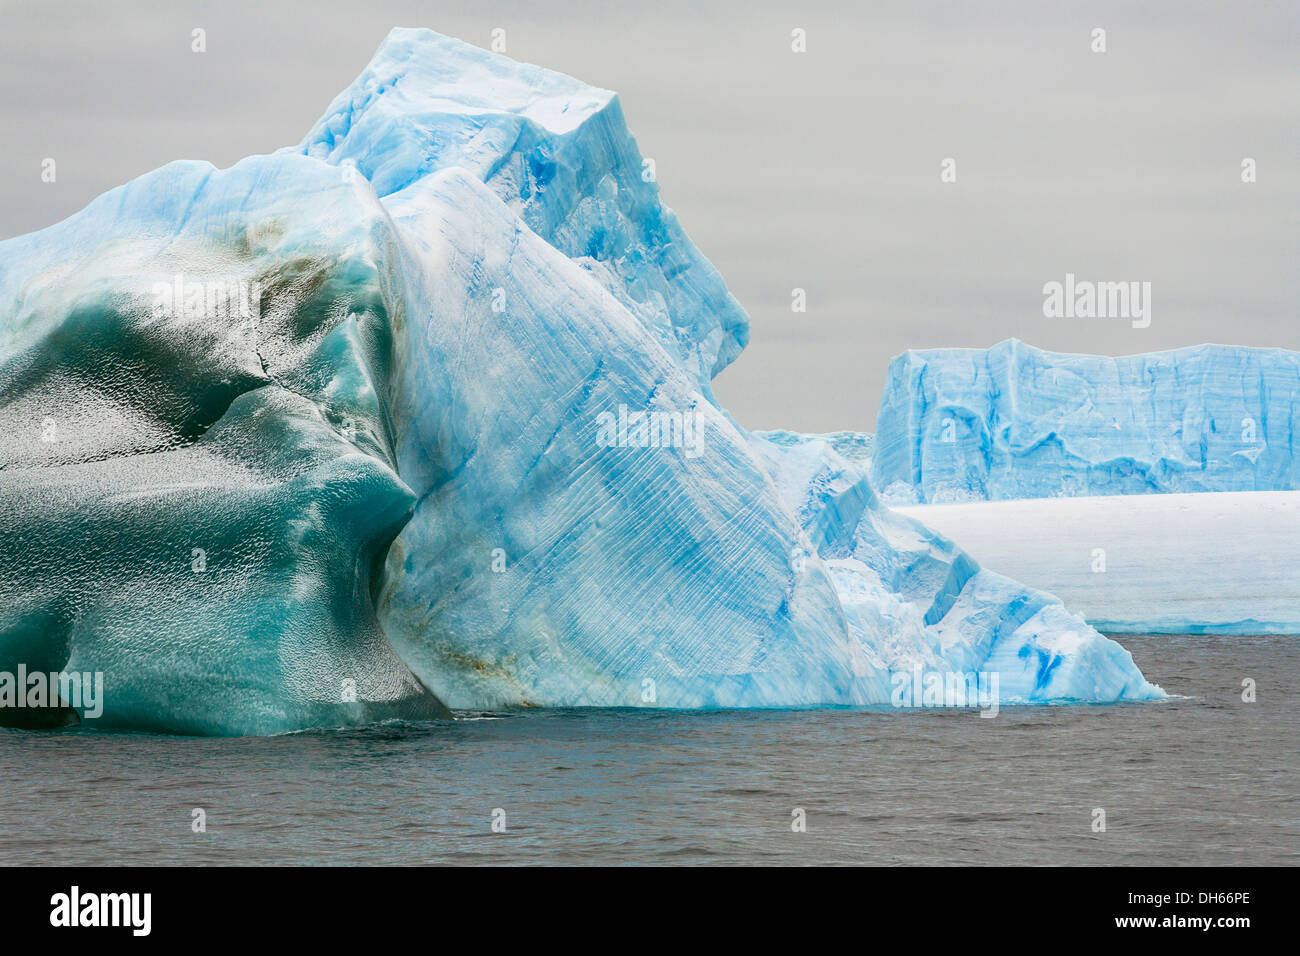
0,29,1161,733
873,338,1300,504
0,157,449,733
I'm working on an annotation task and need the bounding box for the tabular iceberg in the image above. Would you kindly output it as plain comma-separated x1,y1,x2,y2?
873,338,1300,504
894,490,1300,635
0,29,1161,733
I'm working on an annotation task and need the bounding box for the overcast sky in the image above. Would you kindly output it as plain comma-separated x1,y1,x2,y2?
2,0,1295,431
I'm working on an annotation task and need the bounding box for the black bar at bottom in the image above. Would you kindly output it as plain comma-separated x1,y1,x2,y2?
0,865,1280,942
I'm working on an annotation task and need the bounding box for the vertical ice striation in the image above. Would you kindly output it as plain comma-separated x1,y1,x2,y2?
873,338,1300,504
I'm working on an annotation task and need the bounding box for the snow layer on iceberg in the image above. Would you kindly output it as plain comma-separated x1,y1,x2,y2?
897,491,1300,635
872,338,1300,504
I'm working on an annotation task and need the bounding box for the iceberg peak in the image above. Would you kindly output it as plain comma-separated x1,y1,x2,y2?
299,27,749,386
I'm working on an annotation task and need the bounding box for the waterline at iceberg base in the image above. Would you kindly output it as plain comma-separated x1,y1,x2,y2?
0,29,1162,735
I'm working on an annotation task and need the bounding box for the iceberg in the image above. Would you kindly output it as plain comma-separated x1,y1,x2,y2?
872,338,1300,504
894,490,1300,635
0,157,450,734
871,339,1300,634
0,29,1161,733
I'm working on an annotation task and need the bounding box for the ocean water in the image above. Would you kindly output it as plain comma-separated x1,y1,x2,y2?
1,635,1295,865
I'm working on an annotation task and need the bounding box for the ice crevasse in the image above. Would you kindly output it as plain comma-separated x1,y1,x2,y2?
0,29,1162,733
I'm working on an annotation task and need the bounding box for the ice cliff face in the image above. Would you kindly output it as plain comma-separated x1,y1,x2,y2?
0,29,1161,733
873,338,1300,504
